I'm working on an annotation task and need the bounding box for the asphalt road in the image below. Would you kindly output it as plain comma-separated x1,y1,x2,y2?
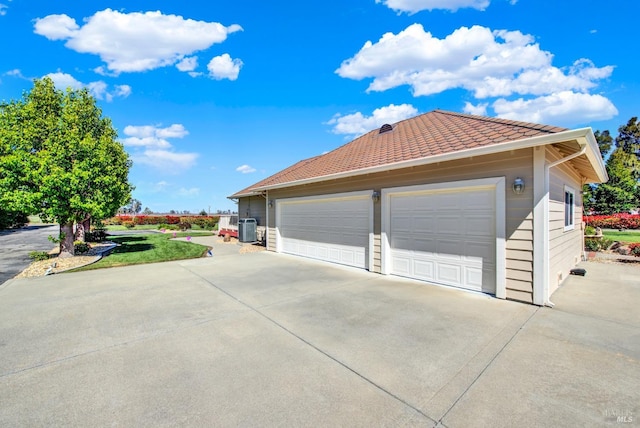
0,224,59,285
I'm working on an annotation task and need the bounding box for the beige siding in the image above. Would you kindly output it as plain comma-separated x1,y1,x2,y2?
238,195,267,226
250,149,535,302
546,146,584,296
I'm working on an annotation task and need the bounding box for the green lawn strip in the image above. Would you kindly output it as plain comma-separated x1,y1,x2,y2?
602,230,640,243
72,232,211,271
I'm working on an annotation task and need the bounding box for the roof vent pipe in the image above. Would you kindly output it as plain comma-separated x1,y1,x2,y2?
379,124,393,134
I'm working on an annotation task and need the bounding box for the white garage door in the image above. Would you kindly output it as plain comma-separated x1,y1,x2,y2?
276,191,372,269
384,182,499,294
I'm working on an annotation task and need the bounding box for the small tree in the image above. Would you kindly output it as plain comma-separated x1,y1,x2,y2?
0,78,132,256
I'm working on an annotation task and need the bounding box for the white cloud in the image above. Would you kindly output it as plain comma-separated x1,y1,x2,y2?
114,84,132,98
123,124,198,172
133,150,199,172
337,24,616,124
176,56,198,72
33,14,79,39
493,92,618,124
154,181,170,192
178,187,200,197
45,71,131,101
157,124,189,139
0,4,9,16
34,9,242,74
462,102,488,116
5,69,24,77
46,71,83,90
122,124,188,149
327,103,419,136
207,53,243,80
376,0,489,13
236,164,256,174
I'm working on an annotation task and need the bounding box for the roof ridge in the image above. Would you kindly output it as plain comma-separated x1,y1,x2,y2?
433,109,567,133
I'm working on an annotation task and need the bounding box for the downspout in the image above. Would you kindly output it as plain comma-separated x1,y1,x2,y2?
542,142,587,307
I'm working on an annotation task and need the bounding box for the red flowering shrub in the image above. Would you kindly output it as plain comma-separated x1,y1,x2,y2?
583,214,640,230
104,214,218,227
166,216,180,224
629,243,640,257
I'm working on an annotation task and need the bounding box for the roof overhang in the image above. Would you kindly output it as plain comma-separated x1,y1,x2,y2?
229,127,608,198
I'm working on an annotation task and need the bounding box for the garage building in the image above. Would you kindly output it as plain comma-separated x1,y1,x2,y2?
229,110,607,305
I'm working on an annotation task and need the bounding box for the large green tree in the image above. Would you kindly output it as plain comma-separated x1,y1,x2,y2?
615,117,640,179
583,118,640,214
0,78,132,256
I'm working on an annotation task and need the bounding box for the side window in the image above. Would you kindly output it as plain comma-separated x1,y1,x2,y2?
564,186,575,230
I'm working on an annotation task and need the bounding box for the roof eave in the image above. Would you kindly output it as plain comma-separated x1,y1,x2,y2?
235,127,608,196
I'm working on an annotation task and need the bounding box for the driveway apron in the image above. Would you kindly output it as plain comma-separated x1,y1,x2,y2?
0,241,637,427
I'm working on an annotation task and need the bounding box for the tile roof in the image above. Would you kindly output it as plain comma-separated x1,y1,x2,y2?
230,109,567,197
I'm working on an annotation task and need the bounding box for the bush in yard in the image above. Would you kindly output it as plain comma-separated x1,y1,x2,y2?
74,241,91,254
29,251,50,261
178,222,191,231
86,228,107,242
585,238,600,252
629,243,640,257
583,214,640,230
157,223,179,231
166,216,180,225
584,237,614,252
123,221,135,229
598,238,614,251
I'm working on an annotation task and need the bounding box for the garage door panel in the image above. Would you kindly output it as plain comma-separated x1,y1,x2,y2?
414,259,435,279
465,241,495,259
465,217,495,236
464,268,484,290
278,194,370,269
392,256,411,276
438,217,463,235
387,186,497,294
437,263,462,284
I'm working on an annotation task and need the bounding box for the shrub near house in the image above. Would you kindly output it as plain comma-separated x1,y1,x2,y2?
584,214,640,256
583,214,640,230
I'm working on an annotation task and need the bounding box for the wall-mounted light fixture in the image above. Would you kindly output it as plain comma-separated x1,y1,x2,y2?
372,191,381,202
268,199,274,208
513,177,525,194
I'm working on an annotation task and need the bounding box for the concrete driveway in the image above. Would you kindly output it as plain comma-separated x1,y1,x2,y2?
0,239,638,427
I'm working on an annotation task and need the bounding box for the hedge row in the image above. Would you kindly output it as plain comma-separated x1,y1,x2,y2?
105,215,220,227
583,214,640,230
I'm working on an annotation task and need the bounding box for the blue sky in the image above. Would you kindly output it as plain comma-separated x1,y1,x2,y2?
0,0,636,213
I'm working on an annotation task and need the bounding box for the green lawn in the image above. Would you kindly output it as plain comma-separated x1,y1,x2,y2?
72,232,211,271
602,230,640,243
104,224,156,231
